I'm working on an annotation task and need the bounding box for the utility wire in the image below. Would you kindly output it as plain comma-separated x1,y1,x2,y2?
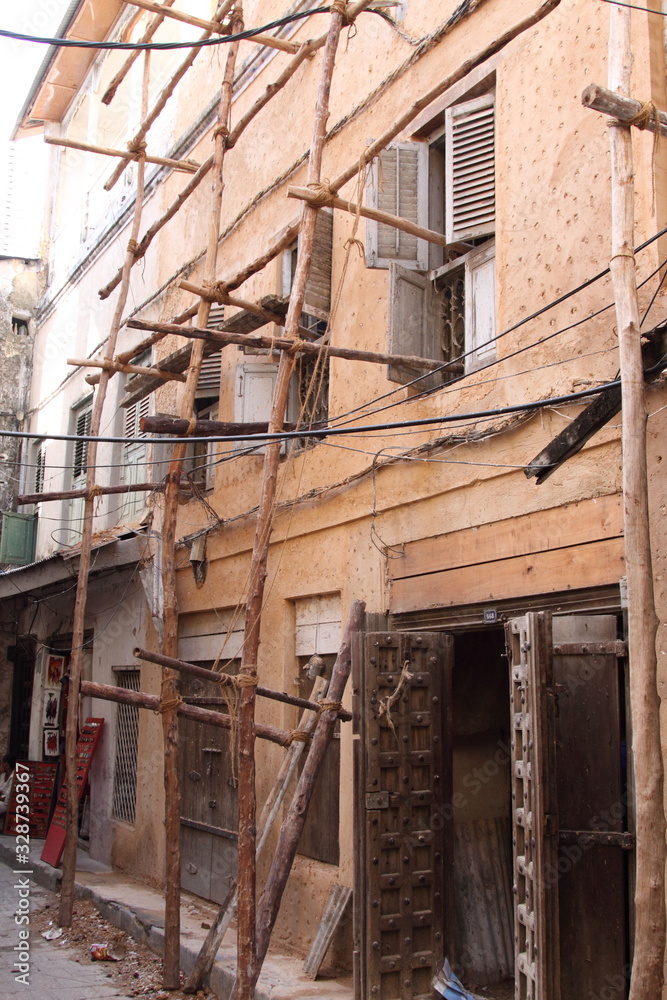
598,0,667,13
0,7,370,51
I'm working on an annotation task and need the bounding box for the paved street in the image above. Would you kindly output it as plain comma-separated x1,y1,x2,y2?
0,860,128,1000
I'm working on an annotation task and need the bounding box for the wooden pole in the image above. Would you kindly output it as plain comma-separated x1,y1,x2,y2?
104,0,232,193
233,8,366,998
183,672,329,993
140,416,299,437
158,9,243,987
102,0,178,105
606,8,666,999
17,482,160,505
288,184,450,246
245,600,365,997
583,83,667,136
58,51,153,930
118,0,229,35
44,134,200,172
79,680,293,746
98,35,322,302
67,357,187,380
133,646,352,719
127,316,461,374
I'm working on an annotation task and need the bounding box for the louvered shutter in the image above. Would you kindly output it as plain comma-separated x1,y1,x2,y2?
445,93,495,242
34,444,46,495
388,264,445,389
207,305,225,330
72,408,92,483
366,142,429,270
302,207,333,321
197,353,222,398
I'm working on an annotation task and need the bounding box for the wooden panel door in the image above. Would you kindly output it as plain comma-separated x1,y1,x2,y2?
506,614,559,1000
355,631,452,1000
179,671,238,905
551,615,630,1000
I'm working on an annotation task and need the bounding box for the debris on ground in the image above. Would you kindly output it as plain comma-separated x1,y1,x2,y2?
31,891,216,999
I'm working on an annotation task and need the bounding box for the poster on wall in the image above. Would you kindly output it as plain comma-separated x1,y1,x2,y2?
43,728,59,757
42,688,60,728
46,655,65,686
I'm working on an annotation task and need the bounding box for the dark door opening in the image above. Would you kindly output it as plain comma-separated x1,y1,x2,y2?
9,645,35,761
447,627,514,996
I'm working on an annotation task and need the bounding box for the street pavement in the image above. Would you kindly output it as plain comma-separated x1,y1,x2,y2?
0,860,128,1000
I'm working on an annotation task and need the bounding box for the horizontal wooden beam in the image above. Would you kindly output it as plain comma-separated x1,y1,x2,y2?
582,83,667,137
17,482,160,505
134,647,352,720
119,0,228,35
179,280,286,326
67,356,187,381
80,679,294,747
288,184,449,247
141,416,300,437
44,135,200,173
126,317,461,374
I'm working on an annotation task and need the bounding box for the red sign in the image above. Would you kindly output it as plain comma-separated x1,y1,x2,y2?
41,718,104,867
5,761,58,839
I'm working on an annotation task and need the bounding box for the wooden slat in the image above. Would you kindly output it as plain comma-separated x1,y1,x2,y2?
390,494,623,582
303,883,353,979
390,536,626,614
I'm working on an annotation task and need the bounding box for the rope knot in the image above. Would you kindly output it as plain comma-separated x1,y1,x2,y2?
613,100,657,131
87,485,103,500
236,675,259,689
203,279,229,304
306,181,335,208
286,729,312,746
213,124,231,143
318,700,343,714
331,0,352,25
155,696,183,715
128,239,145,260
287,337,307,355
127,138,147,158
344,236,365,258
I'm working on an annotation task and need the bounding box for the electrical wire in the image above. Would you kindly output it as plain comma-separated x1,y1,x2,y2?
598,0,667,12
0,8,336,51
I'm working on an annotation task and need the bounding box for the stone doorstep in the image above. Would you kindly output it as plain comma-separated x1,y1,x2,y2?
0,837,353,1000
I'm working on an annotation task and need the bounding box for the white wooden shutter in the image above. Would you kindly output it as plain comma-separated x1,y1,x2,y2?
445,93,495,243
388,264,444,387
302,208,333,321
197,352,222,398
464,240,496,372
72,407,92,485
366,142,429,270
234,362,297,453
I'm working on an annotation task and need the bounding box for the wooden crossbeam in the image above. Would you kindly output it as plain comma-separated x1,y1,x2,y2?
45,135,200,173
140,416,300,436
133,646,352,720
127,316,462,374
17,482,160,505
80,679,293,746
582,83,667,137
102,0,179,105
67,356,187,381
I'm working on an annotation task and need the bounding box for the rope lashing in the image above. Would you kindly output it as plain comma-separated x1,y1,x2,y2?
202,280,230,304
613,100,657,130
287,337,307,355
330,0,352,25
155,696,183,715
318,701,343,714
127,138,147,158
285,729,312,745
87,485,103,500
235,674,259,688
213,124,231,143
305,181,335,207
127,239,145,260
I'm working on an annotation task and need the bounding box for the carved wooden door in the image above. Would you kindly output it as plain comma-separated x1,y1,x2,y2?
506,613,559,1000
354,631,452,1000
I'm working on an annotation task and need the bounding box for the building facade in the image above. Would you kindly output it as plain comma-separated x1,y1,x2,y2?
2,1,667,997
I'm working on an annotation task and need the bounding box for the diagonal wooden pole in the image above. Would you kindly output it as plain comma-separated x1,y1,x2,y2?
232,5,372,998
102,0,177,106
607,7,666,999
157,5,243,988
58,51,153,929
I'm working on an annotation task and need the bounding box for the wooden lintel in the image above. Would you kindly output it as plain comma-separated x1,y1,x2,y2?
126,317,460,374
288,184,449,248
80,679,293,747
582,83,667,137
133,646,352,720
17,482,160,505
525,323,667,483
45,135,200,173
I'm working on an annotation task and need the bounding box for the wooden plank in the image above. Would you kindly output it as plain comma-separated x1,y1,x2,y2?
390,537,626,614
390,494,623,583
304,883,353,980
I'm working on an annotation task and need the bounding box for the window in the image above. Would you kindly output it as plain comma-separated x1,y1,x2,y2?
33,441,46,496
367,92,496,384
111,669,140,825
68,401,92,542
11,316,29,336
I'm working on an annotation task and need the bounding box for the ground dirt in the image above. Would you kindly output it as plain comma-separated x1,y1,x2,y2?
31,890,213,1000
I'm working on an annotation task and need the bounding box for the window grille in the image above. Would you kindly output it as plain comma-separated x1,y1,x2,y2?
111,670,140,824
